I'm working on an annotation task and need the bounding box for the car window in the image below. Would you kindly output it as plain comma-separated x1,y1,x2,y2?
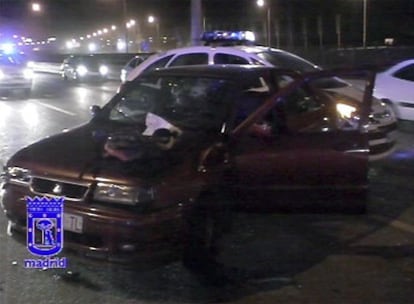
109,75,232,131
393,64,414,81
144,54,174,73
256,50,320,73
283,86,322,115
214,53,250,64
169,53,209,66
129,57,145,68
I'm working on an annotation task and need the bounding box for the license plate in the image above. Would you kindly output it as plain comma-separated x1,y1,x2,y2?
64,213,83,234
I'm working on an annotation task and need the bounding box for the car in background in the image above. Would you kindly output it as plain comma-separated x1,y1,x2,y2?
61,54,110,81
120,53,153,83
1,65,373,266
374,59,414,121
0,52,34,98
123,31,397,160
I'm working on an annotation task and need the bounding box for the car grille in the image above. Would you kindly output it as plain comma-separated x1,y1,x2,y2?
30,177,89,201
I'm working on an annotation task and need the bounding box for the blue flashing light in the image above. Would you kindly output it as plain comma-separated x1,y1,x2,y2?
201,30,256,45
1,43,15,54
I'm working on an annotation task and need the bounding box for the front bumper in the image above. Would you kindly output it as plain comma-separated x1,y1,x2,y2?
367,121,398,160
1,182,185,265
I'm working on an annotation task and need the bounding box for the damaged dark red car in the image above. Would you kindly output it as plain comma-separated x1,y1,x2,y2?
1,65,373,266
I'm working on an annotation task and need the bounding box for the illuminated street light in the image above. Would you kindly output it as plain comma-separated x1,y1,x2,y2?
148,15,160,50
126,19,136,29
31,3,41,12
256,0,271,47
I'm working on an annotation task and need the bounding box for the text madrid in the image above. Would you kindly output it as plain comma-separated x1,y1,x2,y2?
24,257,67,269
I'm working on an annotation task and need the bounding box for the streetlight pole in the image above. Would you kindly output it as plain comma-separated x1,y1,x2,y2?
256,0,271,47
148,15,160,51
122,0,128,53
362,0,367,48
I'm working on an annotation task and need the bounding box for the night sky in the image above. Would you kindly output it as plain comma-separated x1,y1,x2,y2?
0,0,414,48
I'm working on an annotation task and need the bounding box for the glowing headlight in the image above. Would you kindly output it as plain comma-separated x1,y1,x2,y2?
26,61,35,68
99,65,109,76
93,182,155,205
5,166,32,185
0,69,4,80
76,65,88,77
23,68,34,80
336,103,357,119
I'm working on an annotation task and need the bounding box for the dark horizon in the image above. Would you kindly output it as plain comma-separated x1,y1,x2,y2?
0,0,413,49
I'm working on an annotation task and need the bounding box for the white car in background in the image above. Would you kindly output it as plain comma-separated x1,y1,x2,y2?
61,54,109,81
124,31,397,159
374,59,414,121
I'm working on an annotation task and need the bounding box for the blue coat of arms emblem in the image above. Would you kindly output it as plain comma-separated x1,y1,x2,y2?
26,196,64,256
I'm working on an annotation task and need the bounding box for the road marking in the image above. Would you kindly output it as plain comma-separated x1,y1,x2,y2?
34,101,76,116
371,215,414,234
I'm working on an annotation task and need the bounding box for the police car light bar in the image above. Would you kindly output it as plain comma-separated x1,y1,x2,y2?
201,31,256,45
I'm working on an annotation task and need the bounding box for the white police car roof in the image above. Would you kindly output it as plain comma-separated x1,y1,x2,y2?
125,30,320,82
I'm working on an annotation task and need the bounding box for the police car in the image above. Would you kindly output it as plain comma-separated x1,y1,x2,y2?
123,31,397,160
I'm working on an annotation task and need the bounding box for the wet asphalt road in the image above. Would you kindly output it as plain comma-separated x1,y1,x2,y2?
0,73,414,304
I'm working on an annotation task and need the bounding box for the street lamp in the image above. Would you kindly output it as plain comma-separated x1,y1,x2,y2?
126,19,137,52
31,3,41,12
148,15,160,51
256,0,271,47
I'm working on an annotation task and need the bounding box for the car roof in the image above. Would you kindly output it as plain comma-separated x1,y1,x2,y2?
140,64,275,80
126,44,321,82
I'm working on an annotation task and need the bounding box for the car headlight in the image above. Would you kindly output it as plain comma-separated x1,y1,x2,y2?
76,65,88,77
23,68,34,80
336,103,356,119
93,182,155,205
4,166,32,185
336,103,360,130
99,65,109,76
26,61,35,68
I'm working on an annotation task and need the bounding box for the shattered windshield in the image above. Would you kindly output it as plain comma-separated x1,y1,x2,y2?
109,75,233,131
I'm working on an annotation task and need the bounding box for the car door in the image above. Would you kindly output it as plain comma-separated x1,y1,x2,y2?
230,70,371,196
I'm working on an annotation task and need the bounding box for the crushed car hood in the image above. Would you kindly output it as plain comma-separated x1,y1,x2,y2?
8,123,187,183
